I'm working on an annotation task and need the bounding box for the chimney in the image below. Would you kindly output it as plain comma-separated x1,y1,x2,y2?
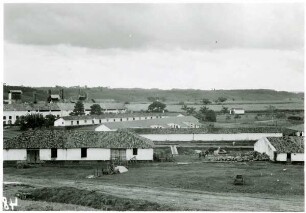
33,92,37,104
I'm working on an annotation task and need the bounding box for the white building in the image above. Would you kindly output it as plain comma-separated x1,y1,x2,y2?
3,130,154,162
94,116,200,131
254,136,304,162
54,113,183,127
229,108,245,115
3,103,62,125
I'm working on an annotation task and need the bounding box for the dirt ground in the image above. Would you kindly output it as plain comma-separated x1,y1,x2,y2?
3,169,304,211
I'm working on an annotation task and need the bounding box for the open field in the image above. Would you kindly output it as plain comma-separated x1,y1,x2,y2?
3,159,304,211
127,102,304,112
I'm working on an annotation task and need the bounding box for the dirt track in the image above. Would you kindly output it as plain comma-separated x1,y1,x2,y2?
4,174,304,211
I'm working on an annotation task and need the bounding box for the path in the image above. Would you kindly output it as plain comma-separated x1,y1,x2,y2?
4,174,304,211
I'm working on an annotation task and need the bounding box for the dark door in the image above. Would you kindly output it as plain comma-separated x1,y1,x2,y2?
287,153,291,162
111,149,126,161
27,149,40,163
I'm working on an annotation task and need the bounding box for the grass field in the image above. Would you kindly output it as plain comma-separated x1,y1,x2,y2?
4,160,304,196
127,102,304,112
3,159,304,211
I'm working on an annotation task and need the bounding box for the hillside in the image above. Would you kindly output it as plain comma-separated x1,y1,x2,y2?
3,85,304,103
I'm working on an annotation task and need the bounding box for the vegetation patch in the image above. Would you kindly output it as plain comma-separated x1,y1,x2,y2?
16,186,174,211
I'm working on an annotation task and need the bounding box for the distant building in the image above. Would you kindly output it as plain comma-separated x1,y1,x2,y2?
53,112,182,127
3,103,61,125
3,130,154,162
8,90,22,104
95,116,201,131
229,108,245,115
50,94,61,102
254,136,304,162
284,124,304,137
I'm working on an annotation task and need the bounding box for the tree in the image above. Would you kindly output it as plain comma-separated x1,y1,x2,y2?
205,110,217,122
186,107,196,115
220,106,229,114
70,101,85,116
148,101,167,113
202,98,211,105
181,104,188,111
199,106,209,114
45,114,56,128
215,97,227,104
90,104,102,115
19,113,45,130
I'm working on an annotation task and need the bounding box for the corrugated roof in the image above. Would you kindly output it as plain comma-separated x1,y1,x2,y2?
267,136,304,153
4,130,154,149
99,116,201,130
59,112,182,121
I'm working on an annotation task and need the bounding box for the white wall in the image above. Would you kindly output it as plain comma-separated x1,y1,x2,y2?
254,137,276,160
40,148,111,160
291,153,304,162
141,133,283,141
3,149,27,161
276,153,287,162
4,110,62,125
126,148,153,160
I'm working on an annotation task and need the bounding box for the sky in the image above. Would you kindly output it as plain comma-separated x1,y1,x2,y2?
3,3,304,91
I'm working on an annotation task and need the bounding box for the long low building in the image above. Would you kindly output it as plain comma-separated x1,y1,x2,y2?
4,102,127,125
3,130,154,162
254,136,304,162
54,113,184,127
95,116,201,131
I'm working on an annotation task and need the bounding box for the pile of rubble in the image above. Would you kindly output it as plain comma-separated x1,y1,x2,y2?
208,151,270,162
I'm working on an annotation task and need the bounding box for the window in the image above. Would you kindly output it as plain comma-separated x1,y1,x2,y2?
16,116,19,119
99,119,102,124
133,148,138,155
71,121,73,125
51,148,57,158
151,117,153,119
84,120,87,123
81,148,87,158
3,116,6,120
113,119,116,122
92,120,95,124
9,116,12,119
133,117,135,120
156,116,158,118
120,118,122,122
77,121,79,125
28,110,31,112
145,117,147,119
126,118,129,121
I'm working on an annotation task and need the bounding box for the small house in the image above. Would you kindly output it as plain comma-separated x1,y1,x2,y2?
229,108,245,115
3,130,154,162
254,136,304,162
284,124,304,137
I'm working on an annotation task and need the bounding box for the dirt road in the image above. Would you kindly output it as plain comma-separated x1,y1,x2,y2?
4,174,304,211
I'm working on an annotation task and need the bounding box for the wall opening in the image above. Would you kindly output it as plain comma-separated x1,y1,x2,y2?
27,149,40,163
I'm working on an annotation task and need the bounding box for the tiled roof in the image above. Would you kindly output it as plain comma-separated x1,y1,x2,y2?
267,136,304,153
99,116,201,130
4,130,154,149
4,103,60,111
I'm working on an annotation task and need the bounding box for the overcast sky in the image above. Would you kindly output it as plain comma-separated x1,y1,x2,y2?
4,3,304,91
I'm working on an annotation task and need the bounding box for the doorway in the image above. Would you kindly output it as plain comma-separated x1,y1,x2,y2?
287,153,291,162
111,149,126,161
27,149,40,163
